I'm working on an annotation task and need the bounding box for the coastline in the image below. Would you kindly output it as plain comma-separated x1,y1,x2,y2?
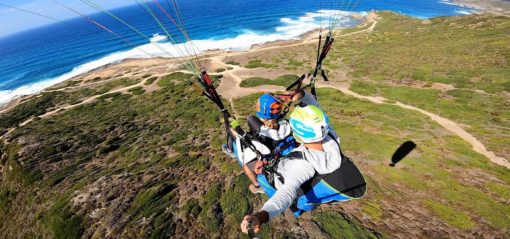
0,24,331,113
1,1,484,110
448,0,510,15
0,8,484,113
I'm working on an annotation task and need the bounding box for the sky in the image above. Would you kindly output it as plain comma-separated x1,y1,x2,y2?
0,0,134,38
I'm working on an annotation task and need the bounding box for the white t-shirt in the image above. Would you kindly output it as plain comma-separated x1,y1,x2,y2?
234,119,292,165
258,119,292,141
295,132,341,175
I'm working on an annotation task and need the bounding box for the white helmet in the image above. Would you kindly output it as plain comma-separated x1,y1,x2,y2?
289,105,330,143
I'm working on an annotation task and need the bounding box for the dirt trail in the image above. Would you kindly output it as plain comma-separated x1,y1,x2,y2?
211,56,284,100
315,83,510,169
210,16,510,169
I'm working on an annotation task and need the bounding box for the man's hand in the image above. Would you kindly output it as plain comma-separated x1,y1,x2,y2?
284,89,304,102
240,214,261,234
255,160,266,174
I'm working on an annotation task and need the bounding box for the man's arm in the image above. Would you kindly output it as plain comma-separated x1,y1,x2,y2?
294,90,321,108
241,159,315,233
260,159,315,219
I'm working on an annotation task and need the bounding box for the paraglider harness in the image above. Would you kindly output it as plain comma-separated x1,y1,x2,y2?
257,132,367,217
262,49,370,217
197,70,366,218
196,71,296,170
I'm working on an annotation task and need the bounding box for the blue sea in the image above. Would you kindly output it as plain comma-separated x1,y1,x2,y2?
0,0,474,105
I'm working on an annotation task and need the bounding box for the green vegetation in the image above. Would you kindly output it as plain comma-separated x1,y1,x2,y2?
0,189,17,215
0,91,83,133
220,175,252,223
86,77,104,83
335,13,510,93
96,77,139,95
486,181,510,200
144,76,158,85
337,13,510,158
64,80,81,87
423,200,475,230
157,72,194,87
215,68,226,73
314,211,381,239
98,92,123,99
129,183,177,218
340,23,373,35
225,61,240,65
239,77,270,87
231,87,510,233
199,183,222,233
350,80,379,95
1,13,509,238
43,197,84,239
316,88,510,230
245,59,274,69
239,74,299,88
0,75,227,237
180,199,201,218
128,86,145,95
362,202,383,221
284,58,304,70
349,80,510,158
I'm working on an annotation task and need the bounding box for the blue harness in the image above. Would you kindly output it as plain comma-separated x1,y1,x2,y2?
257,136,367,217
233,133,366,217
257,156,363,217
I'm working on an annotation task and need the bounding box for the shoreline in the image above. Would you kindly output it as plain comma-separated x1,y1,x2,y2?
0,26,330,113
0,7,493,113
448,0,510,15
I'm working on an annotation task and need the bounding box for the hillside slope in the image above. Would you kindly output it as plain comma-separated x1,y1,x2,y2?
1,12,509,238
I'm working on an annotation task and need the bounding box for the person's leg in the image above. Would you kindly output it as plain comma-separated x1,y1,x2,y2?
244,165,258,186
222,134,236,158
247,115,263,134
227,133,234,151
245,160,264,194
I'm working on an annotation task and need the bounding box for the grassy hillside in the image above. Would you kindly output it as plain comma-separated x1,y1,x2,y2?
0,12,509,239
0,76,242,238
327,12,510,159
234,88,510,237
0,74,377,238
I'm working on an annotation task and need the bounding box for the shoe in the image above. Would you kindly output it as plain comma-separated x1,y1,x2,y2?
222,144,236,159
249,184,265,194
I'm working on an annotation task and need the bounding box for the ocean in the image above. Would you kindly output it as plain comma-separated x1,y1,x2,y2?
0,0,474,105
